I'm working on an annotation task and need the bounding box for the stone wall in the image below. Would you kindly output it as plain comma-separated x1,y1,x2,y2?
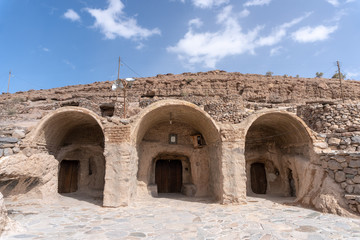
0,127,26,157
320,152,360,214
298,102,360,214
298,103,360,151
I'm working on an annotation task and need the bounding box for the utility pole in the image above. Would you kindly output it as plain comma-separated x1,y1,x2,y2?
337,61,344,103
116,57,127,118
7,70,11,93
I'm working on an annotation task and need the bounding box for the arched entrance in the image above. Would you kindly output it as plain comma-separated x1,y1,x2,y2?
32,107,105,202
133,100,221,199
245,112,313,198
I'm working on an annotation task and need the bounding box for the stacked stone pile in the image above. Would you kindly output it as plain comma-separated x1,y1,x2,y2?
320,153,360,213
298,103,360,151
0,127,27,157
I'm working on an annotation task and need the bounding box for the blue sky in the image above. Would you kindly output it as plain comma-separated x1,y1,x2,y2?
0,0,359,93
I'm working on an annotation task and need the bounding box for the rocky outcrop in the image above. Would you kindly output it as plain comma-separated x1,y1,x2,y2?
0,193,9,234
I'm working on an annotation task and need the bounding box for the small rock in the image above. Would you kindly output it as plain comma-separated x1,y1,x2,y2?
129,232,146,238
328,138,341,145
334,156,346,163
4,148,13,156
335,171,346,183
12,129,25,139
351,136,360,144
0,137,18,144
328,160,342,170
346,185,354,194
22,147,32,157
354,185,360,194
314,142,328,149
12,147,20,153
344,168,358,175
353,176,360,184
349,160,360,168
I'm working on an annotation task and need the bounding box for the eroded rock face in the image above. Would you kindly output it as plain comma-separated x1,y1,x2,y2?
0,71,360,216
0,153,58,198
0,193,9,234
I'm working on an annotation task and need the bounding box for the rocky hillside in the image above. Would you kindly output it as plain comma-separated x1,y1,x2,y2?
1,70,360,125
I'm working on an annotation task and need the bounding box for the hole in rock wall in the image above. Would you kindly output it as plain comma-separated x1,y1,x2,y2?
38,110,106,202
245,113,312,198
136,103,221,199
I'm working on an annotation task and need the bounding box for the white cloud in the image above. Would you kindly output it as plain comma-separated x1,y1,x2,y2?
292,25,338,43
256,12,311,46
64,9,81,22
346,70,360,79
270,46,282,56
244,0,271,7
167,6,261,68
168,6,310,68
326,0,340,6
42,47,50,52
190,0,229,8
86,0,160,40
189,18,203,28
239,9,250,18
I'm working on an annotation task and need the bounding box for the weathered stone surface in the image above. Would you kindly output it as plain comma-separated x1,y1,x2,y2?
12,129,25,139
352,136,360,144
313,142,328,149
354,185,360,194
335,171,346,183
346,185,354,194
349,160,360,168
12,147,20,153
0,137,18,143
0,193,8,234
328,138,341,145
3,148,13,156
353,176,360,184
328,160,342,170
334,156,346,163
0,149,3,157
344,168,358,175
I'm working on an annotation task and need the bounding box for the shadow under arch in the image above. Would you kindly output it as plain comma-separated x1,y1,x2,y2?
132,100,223,200
244,111,315,200
31,107,106,205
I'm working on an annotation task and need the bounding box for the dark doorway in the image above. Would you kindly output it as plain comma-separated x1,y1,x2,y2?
58,160,79,193
155,160,182,193
288,169,296,197
251,162,267,194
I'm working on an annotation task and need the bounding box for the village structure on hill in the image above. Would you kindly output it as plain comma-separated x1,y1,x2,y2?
1,70,360,231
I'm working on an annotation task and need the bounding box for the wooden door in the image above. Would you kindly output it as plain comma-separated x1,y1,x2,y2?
155,160,182,193
251,162,267,194
58,160,79,193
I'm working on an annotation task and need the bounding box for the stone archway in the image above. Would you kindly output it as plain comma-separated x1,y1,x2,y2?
244,112,313,198
32,107,106,202
133,100,222,200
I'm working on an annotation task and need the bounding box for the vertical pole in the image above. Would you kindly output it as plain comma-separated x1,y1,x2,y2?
337,61,344,103
7,70,11,93
118,57,120,80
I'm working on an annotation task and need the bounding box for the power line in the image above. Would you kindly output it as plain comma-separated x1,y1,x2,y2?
120,58,144,78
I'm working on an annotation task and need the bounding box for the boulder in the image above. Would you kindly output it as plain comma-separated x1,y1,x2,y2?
12,129,25,139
